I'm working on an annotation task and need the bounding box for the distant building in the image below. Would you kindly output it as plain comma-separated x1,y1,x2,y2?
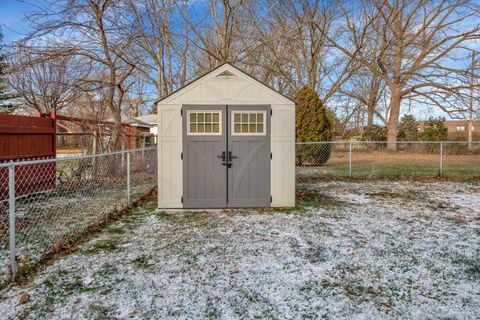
104,115,153,133
103,115,155,147
134,114,158,143
419,119,480,140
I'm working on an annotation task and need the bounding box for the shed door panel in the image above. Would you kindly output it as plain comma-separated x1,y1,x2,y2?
182,105,270,208
183,106,226,208
228,106,271,207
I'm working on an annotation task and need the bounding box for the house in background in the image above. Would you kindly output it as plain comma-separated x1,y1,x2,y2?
419,119,480,141
134,114,158,143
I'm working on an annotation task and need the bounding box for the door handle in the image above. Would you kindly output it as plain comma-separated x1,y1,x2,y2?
221,151,237,168
227,151,238,162
217,151,226,162
222,162,232,168
218,151,232,167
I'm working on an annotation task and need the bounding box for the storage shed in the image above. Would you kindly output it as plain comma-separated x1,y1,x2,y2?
157,63,295,209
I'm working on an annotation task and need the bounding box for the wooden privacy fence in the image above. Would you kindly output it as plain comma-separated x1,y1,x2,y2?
0,111,57,200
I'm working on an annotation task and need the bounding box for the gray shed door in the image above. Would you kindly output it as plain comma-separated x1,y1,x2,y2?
182,105,271,208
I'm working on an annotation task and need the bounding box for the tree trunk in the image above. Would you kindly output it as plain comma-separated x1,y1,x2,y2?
111,110,123,151
367,106,374,127
387,86,402,151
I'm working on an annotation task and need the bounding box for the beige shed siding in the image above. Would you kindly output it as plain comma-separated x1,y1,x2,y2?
271,104,296,207
158,104,182,208
158,64,295,208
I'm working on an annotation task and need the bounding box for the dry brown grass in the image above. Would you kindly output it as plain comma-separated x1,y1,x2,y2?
328,151,480,166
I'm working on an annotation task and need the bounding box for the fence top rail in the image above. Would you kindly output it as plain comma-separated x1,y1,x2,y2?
295,141,480,145
0,146,157,168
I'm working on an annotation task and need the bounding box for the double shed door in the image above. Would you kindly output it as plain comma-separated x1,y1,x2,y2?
183,105,271,208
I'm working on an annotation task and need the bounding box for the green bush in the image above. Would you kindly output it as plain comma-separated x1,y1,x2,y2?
398,114,419,141
360,125,387,150
342,129,357,140
295,86,332,166
421,117,448,142
296,143,332,166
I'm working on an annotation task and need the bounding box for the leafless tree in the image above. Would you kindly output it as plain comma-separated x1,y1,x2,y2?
25,0,137,150
8,45,85,114
183,0,252,71
339,70,387,129
338,26,388,129
126,0,190,100
318,0,480,149
10,0,479,148
244,0,358,105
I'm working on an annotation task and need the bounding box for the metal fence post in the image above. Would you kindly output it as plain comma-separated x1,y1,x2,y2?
349,141,352,178
8,162,17,280
127,151,131,204
439,142,443,178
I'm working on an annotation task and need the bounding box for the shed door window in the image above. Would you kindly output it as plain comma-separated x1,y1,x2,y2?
187,111,221,135
232,111,266,135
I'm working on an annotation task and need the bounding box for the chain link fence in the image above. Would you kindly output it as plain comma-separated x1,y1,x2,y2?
296,141,480,180
0,147,157,286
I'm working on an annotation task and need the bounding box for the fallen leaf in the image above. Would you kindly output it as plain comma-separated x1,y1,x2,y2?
19,293,30,304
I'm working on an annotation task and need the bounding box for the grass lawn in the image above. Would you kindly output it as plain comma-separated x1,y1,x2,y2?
297,151,480,179
56,148,87,156
0,181,479,319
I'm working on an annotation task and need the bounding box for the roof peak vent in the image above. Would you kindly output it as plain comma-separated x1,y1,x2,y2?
216,70,236,78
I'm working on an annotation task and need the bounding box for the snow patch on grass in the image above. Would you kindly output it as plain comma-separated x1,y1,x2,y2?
0,182,478,319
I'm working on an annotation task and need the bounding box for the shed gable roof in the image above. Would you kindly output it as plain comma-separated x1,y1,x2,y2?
157,63,295,105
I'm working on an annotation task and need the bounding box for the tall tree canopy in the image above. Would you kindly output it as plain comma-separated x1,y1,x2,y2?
319,0,480,149
0,27,14,113
4,0,479,148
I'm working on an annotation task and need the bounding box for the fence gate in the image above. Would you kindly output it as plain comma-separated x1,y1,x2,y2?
182,105,271,208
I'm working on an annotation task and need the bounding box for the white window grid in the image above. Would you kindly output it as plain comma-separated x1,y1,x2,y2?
187,110,222,135
231,110,267,136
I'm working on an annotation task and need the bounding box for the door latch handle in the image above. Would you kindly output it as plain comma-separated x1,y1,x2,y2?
222,162,233,168
217,151,226,162
219,151,236,168
228,151,238,161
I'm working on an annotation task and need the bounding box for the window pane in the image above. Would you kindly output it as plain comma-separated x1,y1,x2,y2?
234,113,241,122
213,124,220,132
242,124,248,132
213,113,219,122
205,123,212,132
190,124,196,133
234,124,241,133
190,113,196,122
205,113,212,122
257,124,263,133
249,113,256,122
249,124,256,132
257,113,263,122
198,113,204,122
198,124,204,132
242,114,248,122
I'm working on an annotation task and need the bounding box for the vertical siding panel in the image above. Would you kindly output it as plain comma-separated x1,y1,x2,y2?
158,105,182,208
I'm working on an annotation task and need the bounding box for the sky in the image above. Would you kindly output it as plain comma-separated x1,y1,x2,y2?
0,0,478,122
0,0,38,43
